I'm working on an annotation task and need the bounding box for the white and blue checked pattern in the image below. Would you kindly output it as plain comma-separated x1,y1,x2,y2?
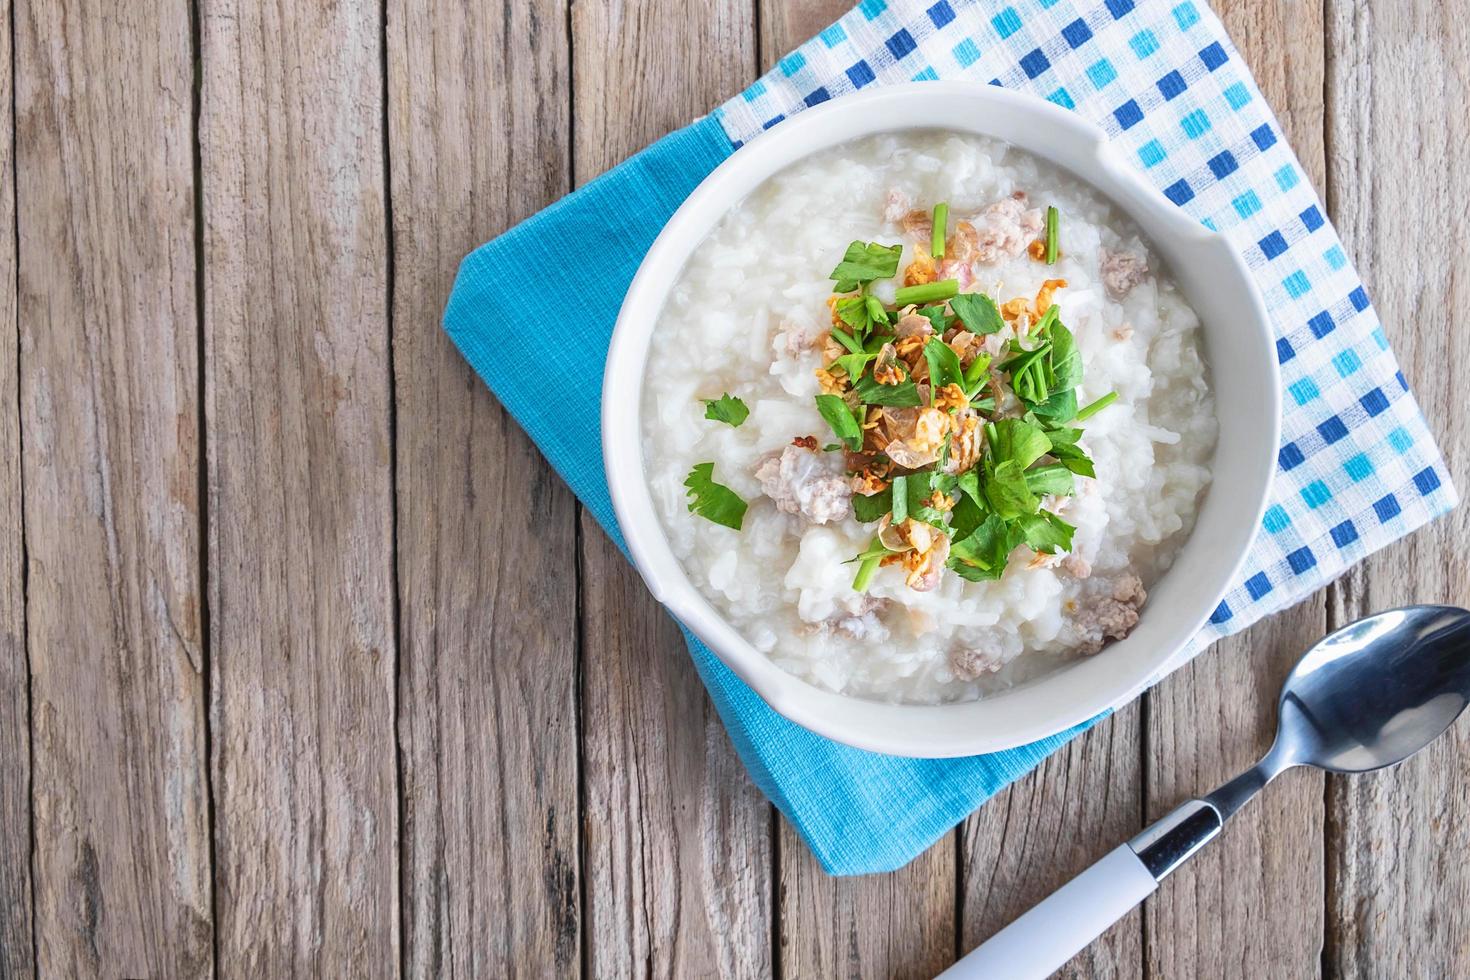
713,0,1456,666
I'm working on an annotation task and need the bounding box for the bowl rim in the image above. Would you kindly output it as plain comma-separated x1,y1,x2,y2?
602,81,1280,757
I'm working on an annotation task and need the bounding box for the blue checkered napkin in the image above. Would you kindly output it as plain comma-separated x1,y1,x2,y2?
714,0,1456,666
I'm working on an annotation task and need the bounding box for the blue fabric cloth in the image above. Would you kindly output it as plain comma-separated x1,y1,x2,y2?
444,0,1456,875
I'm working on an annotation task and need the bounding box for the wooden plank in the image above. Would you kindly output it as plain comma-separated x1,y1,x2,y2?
0,0,28,969
1322,1,1470,974
199,0,397,973
385,0,580,975
758,0,847,64
15,0,212,975
961,708,1143,978
782,827,955,979
1143,2,1327,976
571,1,774,975
756,2,959,975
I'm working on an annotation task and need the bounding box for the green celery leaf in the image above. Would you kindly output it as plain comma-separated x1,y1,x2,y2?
990,418,1052,470
814,394,863,450
949,514,1020,581
854,374,923,407
701,393,749,427
833,350,877,380
948,559,998,582
1044,426,1084,447
1048,441,1096,478
852,487,893,523
915,305,952,333
1024,463,1075,497
923,336,965,390
829,241,903,287
949,292,1005,335
1048,320,1083,392
865,295,889,326
948,492,984,541
910,505,950,530
1029,387,1078,422
984,459,1039,519
835,296,871,333
957,469,985,508
902,470,948,529
683,463,747,530
1016,511,1075,554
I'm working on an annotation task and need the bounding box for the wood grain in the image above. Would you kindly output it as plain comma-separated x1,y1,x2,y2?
0,0,27,971
961,708,1143,979
1323,0,1470,974
15,0,212,975
578,573,774,979
758,0,848,67
1143,2,1328,976
200,0,397,973
386,0,581,975
779,826,954,979
572,1,774,976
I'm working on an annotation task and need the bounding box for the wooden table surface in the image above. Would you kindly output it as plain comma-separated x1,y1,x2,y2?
0,0,1465,976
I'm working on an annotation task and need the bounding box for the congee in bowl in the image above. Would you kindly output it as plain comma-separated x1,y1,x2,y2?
641,130,1217,705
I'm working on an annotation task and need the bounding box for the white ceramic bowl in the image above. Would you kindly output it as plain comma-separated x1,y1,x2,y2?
603,82,1279,758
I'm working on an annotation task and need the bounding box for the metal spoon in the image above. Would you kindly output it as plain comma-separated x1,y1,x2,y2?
941,604,1470,980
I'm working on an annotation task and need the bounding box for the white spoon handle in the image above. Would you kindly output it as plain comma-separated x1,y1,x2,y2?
941,800,1226,980
937,844,1157,980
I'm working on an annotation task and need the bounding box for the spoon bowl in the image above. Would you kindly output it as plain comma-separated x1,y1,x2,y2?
1276,605,1470,773
944,604,1470,980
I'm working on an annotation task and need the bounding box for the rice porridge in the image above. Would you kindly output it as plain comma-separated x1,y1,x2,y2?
640,130,1217,704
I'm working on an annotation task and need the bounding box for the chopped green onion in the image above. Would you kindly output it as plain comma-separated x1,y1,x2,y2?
864,294,888,327
815,394,864,450
894,279,959,306
963,353,991,387
1031,304,1060,337
1075,391,1118,422
931,202,949,259
1044,205,1059,265
890,475,909,523
963,353,992,398
852,541,884,592
830,327,864,354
